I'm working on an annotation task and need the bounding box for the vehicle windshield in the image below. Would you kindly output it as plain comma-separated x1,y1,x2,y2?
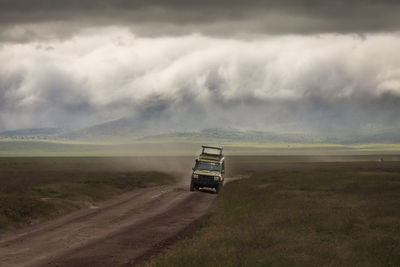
196,161,220,171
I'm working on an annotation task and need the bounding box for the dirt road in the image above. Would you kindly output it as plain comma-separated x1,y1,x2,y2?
0,180,221,267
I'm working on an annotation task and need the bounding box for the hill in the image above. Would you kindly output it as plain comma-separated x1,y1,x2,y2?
1,121,400,145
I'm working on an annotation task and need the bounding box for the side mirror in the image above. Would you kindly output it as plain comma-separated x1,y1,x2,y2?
192,167,195,171
221,170,225,174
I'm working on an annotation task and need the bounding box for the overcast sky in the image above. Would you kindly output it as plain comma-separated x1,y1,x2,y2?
0,0,400,134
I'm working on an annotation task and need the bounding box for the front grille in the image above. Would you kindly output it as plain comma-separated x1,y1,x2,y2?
198,175,214,182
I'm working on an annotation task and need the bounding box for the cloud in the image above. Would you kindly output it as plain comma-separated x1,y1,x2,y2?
1,0,400,42
0,28,400,133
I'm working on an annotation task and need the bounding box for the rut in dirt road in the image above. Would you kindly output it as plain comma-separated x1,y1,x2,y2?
0,183,218,267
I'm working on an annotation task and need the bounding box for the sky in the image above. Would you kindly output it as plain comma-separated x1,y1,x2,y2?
0,0,400,134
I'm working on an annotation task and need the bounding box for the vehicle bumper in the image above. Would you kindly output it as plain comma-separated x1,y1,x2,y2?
192,177,221,187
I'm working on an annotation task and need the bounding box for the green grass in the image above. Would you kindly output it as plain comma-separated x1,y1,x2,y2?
0,158,176,232
151,162,400,266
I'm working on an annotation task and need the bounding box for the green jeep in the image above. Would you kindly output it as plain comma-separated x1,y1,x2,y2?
190,146,225,194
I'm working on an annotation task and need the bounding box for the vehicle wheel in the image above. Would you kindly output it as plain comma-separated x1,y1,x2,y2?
215,183,221,194
190,181,195,192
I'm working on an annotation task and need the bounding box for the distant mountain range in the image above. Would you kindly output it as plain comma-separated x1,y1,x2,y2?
143,128,400,144
140,128,319,143
1,123,400,144
1,112,400,145
0,128,62,138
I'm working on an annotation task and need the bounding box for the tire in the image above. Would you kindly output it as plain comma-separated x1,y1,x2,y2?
190,181,195,192
215,183,221,194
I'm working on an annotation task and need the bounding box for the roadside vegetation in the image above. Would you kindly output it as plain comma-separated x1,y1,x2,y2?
152,161,400,266
0,157,175,232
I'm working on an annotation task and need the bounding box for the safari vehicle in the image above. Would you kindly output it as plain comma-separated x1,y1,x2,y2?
190,145,225,193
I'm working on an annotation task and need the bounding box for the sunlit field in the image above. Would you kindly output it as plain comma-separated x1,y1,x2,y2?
1,140,400,157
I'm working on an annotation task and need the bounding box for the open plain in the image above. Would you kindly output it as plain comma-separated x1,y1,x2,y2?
0,156,399,266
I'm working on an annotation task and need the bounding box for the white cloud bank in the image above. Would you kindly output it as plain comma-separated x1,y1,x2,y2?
0,28,400,131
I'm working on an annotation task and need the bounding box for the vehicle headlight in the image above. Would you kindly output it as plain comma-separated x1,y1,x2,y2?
214,176,221,181
193,174,199,179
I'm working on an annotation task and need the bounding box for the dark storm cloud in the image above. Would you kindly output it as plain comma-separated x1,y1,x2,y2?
0,0,400,41
0,60,96,130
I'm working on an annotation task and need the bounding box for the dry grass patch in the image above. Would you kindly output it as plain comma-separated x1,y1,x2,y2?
0,157,176,232
151,162,400,267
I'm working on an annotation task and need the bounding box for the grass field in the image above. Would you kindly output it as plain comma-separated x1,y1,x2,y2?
0,157,176,232
1,156,399,266
1,140,400,157
151,159,400,266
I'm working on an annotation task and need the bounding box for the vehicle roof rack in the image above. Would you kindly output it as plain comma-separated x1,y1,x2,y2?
201,145,223,151
200,146,224,160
